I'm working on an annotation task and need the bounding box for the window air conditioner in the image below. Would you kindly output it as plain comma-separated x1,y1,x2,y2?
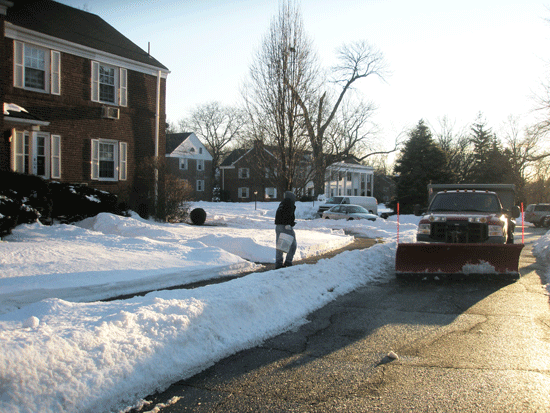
102,106,120,119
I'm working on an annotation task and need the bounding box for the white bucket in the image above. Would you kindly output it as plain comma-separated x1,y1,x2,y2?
276,233,294,253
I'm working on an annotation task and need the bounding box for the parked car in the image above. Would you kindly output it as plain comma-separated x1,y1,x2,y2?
322,204,377,221
317,196,378,217
525,203,550,227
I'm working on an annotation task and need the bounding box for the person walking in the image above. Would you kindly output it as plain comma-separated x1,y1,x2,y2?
274,191,297,269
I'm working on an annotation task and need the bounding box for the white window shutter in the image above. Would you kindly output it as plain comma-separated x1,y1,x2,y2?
91,61,99,102
51,135,61,178
12,130,25,173
14,41,24,88
119,142,127,180
51,51,61,95
91,139,99,179
119,68,127,107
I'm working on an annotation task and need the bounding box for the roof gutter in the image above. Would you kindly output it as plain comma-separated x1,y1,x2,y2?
0,1,13,15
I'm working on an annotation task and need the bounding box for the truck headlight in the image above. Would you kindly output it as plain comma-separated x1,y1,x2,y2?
417,223,431,235
488,225,503,237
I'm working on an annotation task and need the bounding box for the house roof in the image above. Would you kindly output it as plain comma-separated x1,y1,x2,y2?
6,0,168,70
220,149,248,167
166,132,192,154
3,102,50,127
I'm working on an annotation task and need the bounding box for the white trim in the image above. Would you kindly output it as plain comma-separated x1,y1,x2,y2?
6,23,169,78
12,130,26,173
119,68,127,107
91,139,99,179
91,61,99,102
51,134,61,179
13,40,23,88
51,50,61,95
119,142,127,181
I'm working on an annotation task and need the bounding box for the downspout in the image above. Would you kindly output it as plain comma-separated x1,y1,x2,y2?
154,70,161,213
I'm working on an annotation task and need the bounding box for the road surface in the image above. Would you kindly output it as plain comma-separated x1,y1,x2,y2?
133,226,550,412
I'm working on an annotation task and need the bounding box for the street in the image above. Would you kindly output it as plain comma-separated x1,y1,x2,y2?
135,226,550,412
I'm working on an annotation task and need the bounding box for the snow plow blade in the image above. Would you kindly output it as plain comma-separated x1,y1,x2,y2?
395,243,524,279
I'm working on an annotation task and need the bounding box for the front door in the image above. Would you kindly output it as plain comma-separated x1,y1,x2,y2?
32,132,50,178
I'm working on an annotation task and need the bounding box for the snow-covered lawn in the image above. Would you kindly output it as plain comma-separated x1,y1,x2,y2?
0,201,547,413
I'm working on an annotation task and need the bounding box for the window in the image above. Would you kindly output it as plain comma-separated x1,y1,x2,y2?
265,187,277,199
197,180,204,191
91,139,127,181
11,130,60,179
197,159,204,171
238,187,249,198
179,158,188,170
91,61,127,106
239,168,249,179
199,147,203,154
14,41,60,94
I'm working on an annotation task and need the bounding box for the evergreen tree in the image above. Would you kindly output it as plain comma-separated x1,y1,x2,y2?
468,115,512,183
393,120,453,213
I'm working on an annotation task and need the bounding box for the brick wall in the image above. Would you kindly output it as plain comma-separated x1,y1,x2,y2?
166,157,213,201
0,9,7,171
222,145,280,202
2,39,166,208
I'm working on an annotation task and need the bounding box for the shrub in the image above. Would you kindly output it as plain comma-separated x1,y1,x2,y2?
164,174,193,223
0,171,129,237
190,208,207,225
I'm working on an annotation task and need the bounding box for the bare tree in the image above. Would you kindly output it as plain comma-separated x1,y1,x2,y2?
179,102,246,197
432,116,474,182
242,0,318,194
501,116,544,201
287,39,389,195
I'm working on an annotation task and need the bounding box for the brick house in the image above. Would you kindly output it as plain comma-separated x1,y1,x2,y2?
165,132,213,201
1,0,169,212
220,141,280,202
220,142,376,202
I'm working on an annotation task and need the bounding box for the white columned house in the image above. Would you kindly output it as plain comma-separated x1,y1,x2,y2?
324,162,374,198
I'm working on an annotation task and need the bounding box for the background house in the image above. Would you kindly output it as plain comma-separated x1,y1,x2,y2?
324,161,375,198
1,0,169,215
220,141,377,203
220,141,280,202
165,132,213,201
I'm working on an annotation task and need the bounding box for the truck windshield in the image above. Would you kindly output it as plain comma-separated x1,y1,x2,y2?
326,197,344,204
429,192,502,213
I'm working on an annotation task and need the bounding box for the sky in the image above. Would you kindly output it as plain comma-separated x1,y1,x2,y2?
1,201,547,412
56,0,550,146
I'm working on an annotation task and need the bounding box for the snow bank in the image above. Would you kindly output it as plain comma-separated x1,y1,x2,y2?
0,201,415,412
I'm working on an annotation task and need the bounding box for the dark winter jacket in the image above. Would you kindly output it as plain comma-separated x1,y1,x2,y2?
275,192,296,226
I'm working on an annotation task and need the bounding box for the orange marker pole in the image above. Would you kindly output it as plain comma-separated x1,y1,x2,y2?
397,202,400,244
521,202,525,244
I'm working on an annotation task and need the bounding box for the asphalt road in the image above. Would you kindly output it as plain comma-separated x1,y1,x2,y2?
134,226,550,412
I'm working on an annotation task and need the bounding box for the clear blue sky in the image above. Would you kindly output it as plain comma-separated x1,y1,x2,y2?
58,0,550,143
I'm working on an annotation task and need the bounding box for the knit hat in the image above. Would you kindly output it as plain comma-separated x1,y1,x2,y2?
284,191,296,203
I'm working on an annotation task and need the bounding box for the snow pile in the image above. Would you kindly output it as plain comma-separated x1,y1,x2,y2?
0,201,416,412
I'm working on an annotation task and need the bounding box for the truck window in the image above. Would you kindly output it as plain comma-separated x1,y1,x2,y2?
326,197,344,204
429,192,501,213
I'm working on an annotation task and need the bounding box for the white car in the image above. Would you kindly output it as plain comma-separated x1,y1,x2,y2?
322,204,377,221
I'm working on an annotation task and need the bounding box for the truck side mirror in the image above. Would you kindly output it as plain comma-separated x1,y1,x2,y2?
414,204,422,216
511,206,520,219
